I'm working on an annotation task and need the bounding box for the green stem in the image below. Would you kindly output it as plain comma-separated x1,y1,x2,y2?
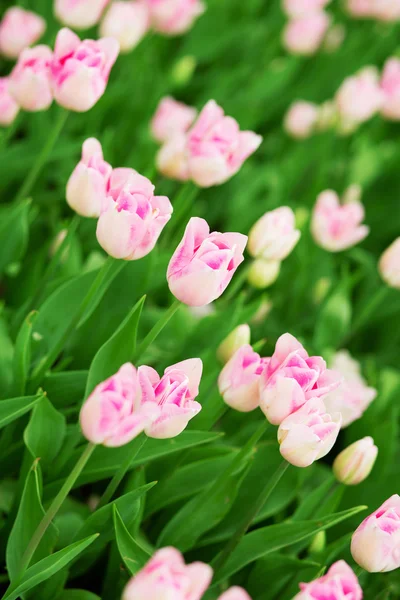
0,113,21,149
213,460,289,575
347,286,390,342
97,434,148,510
14,109,69,204
134,298,181,361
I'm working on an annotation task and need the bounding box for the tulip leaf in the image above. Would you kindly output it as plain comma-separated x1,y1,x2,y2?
113,505,151,575
0,394,43,430
58,592,101,600
24,397,66,466
313,285,352,352
0,199,30,277
43,370,88,409
12,310,37,396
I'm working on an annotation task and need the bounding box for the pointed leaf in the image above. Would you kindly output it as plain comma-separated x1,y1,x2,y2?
113,505,151,575
24,397,66,466
12,311,37,396
0,394,42,430
0,199,30,277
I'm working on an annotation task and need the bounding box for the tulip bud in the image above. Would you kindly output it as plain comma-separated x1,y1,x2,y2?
151,96,197,143
335,67,383,129
248,207,300,261
283,0,331,18
0,7,46,59
171,55,197,87
218,588,252,600
251,296,273,324
379,237,400,289
9,45,53,112
156,135,190,181
308,530,326,555
323,23,346,53
145,0,206,35
55,0,111,30
218,344,266,412
342,183,362,205
283,12,330,56
333,437,378,485
247,259,281,289
0,77,19,126
284,101,319,139
381,58,400,120
217,324,251,364
316,100,337,131
313,277,331,304
100,1,150,53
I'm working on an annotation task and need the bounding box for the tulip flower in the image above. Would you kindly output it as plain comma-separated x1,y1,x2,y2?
346,0,374,17
218,588,252,600
218,345,266,412
156,134,191,181
96,168,172,260
259,333,342,425
54,0,111,30
186,100,262,187
333,436,378,485
0,7,46,59
9,45,53,112
66,138,112,217
324,350,377,427
217,324,251,364
311,189,369,252
167,217,247,306
0,77,19,126
51,28,119,112
335,67,383,129
282,0,331,18
278,397,342,467
379,237,400,288
100,1,150,53
283,12,330,56
151,96,197,143
284,101,319,139
380,58,400,120
373,0,400,21
351,494,400,572
293,560,362,600
248,207,300,261
145,0,205,35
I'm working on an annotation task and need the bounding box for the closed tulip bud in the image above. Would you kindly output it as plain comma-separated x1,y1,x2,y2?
151,96,197,143
313,277,331,304
247,259,281,289
248,207,300,261
308,530,326,554
156,134,190,181
333,437,378,485
187,100,262,187
282,0,331,18
66,138,112,217
0,7,46,59
55,0,111,29
351,495,400,572
218,345,266,412
323,23,346,52
284,101,319,139
379,237,400,288
311,190,369,252
283,12,330,56
145,0,205,35
381,58,400,120
9,45,53,112
217,324,251,364
278,398,342,467
100,1,150,53
0,77,19,126
293,560,362,600
167,217,247,306
122,547,213,600
171,55,197,86
335,67,383,128
218,588,252,600
51,28,119,112
96,168,172,260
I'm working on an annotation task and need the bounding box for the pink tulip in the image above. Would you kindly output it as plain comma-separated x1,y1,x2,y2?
283,12,330,56
79,363,157,447
0,7,46,59
122,546,213,600
346,0,374,17
333,436,378,485
151,96,197,143
259,333,342,425
282,0,331,18
335,67,383,128
9,45,53,112
167,217,247,306
248,207,300,261
145,0,205,35
218,345,266,412
100,1,150,53
66,138,112,217
284,100,319,139
323,350,377,428
186,100,262,187
293,560,362,600
0,77,19,126
156,134,191,181
55,0,111,29
379,237,400,288
311,190,369,252
351,495,400,572
380,58,400,120
138,358,203,438
278,397,342,467
373,0,400,21
218,588,252,600
51,28,119,112
96,168,172,260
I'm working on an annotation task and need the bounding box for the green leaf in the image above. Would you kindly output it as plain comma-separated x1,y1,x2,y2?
113,505,151,575
313,285,352,351
0,199,30,277
12,311,37,396
24,397,66,466
42,370,88,409
0,394,42,430
293,475,336,521
3,534,99,600
85,295,146,397
58,591,101,600
213,506,367,583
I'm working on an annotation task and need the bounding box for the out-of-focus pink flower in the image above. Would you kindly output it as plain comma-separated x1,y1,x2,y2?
138,358,202,438
167,217,247,306
248,207,301,261
96,168,172,260
66,138,112,217
145,0,205,35
218,345,266,412
379,237,400,289
373,0,400,21
0,77,19,126
9,45,53,112
293,560,362,600
55,0,111,30
0,7,46,59
282,0,331,18
335,67,383,128
324,350,377,427
100,1,150,53
346,0,374,17
186,100,262,187
157,134,191,181
278,397,342,467
80,363,157,447
351,495,400,572
218,588,252,600
217,324,251,364
123,547,213,600
151,96,197,143
259,333,341,425
380,58,400,120
283,12,330,56
284,100,319,139
51,28,119,112
311,190,369,252
333,436,378,485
